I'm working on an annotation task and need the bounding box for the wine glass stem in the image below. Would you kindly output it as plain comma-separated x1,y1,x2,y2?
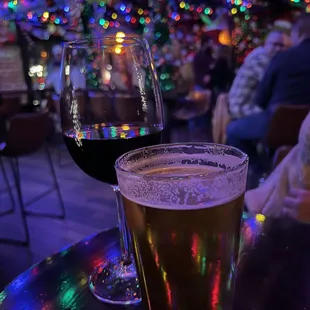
111,185,131,265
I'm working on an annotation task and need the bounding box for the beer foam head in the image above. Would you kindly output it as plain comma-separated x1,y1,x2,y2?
115,143,248,210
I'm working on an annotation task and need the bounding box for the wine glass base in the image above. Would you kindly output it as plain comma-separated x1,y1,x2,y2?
88,256,142,305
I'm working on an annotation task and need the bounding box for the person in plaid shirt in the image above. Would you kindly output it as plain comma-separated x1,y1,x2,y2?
228,30,291,119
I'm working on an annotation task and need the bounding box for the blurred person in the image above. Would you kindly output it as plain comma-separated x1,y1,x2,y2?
46,44,63,95
110,57,132,92
70,50,86,90
171,39,182,62
255,13,310,109
210,44,233,93
212,30,290,144
193,35,214,90
227,24,304,154
110,56,144,93
176,53,195,94
228,30,291,119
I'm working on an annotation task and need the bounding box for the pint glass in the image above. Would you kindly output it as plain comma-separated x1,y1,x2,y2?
115,143,248,309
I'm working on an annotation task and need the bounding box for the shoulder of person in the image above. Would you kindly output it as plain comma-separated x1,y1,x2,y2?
268,49,293,69
244,47,265,61
241,48,268,70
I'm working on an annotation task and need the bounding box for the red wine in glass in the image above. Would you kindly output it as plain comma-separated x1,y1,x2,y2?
63,124,163,185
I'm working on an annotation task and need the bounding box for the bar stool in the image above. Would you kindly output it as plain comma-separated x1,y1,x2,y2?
0,109,65,246
0,95,22,217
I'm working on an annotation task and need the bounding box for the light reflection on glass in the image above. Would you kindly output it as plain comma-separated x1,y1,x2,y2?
128,130,135,138
227,261,235,291
122,124,130,131
1,269,35,309
171,231,177,245
57,273,78,309
41,302,53,309
60,249,69,257
139,127,146,136
255,213,266,223
0,291,7,306
211,260,221,310
8,270,31,292
191,233,200,265
78,272,88,288
84,232,97,245
110,126,117,138
244,226,252,242
201,256,207,276
59,243,71,257
46,257,53,265
103,126,110,139
32,267,39,276
162,270,172,308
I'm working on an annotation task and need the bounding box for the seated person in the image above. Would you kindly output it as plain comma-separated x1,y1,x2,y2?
227,13,310,155
228,30,290,119
212,30,289,144
193,35,214,90
110,57,144,94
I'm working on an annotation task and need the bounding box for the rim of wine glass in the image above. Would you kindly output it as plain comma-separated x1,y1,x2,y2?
63,36,147,49
115,142,249,181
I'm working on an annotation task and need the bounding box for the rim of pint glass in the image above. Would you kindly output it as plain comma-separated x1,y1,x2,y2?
115,143,249,181
63,36,146,49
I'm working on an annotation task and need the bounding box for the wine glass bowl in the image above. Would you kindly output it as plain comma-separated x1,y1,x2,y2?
60,37,164,304
61,37,163,183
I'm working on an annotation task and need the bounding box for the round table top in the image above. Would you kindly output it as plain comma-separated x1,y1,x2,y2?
1,213,310,310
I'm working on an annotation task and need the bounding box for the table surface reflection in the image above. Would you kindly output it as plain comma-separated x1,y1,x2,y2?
1,213,310,310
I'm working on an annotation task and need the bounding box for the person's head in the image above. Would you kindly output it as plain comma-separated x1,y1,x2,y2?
264,30,291,57
291,13,310,45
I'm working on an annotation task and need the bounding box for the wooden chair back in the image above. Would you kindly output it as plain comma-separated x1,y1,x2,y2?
264,104,310,150
0,96,21,117
1,110,52,156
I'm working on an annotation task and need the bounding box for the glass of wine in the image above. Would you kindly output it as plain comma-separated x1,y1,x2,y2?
60,36,164,305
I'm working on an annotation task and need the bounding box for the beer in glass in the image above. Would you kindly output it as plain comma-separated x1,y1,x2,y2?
115,143,248,309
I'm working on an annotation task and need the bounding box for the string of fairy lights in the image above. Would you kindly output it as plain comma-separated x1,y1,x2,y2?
0,0,309,90
227,0,309,64
0,0,308,44
0,0,309,30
